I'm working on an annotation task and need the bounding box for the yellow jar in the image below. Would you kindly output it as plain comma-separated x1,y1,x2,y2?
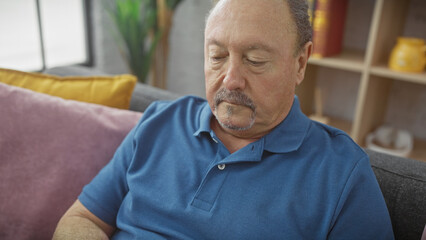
388,37,426,73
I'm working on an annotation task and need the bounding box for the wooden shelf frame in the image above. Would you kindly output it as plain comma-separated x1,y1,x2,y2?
300,0,426,162
370,65,426,85
308,49,365,73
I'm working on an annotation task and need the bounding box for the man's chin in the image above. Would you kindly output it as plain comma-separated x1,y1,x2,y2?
214,115,255,131
213,102,256,131
218,120,253,131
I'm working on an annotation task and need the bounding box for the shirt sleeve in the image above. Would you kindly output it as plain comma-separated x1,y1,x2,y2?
328,156,394,240
78,123,137,226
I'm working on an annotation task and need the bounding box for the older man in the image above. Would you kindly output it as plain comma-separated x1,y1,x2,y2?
53,0,394,239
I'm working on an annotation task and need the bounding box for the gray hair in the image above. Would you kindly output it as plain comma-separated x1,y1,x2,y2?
209,0,312,54
286,0,312,53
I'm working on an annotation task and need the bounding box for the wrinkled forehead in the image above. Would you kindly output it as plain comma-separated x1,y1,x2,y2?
206,0,294,33
208,0,288,17
205,0,296,46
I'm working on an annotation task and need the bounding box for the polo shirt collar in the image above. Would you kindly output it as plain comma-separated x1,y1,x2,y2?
263,96,311,153
193,96,311,153
193,103,213,137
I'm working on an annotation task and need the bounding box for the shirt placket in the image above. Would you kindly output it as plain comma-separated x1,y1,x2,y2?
190,134,264,212
191,136,230,212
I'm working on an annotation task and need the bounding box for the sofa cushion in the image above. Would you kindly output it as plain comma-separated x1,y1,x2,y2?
0,68,137,109
0,83,142,240
367,149,426,240
43,65,182,113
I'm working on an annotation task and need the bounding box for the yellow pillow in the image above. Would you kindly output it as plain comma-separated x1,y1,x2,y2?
0,68,137,109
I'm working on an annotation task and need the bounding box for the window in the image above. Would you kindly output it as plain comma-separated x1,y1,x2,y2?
0,0,91,72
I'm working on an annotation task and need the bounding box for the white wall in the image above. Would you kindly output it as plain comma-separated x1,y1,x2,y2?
91,0,211,97
166,0,211,97
91,0,129,75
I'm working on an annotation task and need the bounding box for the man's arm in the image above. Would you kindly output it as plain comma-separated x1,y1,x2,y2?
328,156,394,239
52,200,116,240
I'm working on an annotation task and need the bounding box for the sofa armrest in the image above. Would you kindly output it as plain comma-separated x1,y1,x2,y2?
129,82,180,112
366,149,426,240
43,65,107,76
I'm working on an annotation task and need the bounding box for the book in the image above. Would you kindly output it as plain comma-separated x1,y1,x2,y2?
307,0,317,25
312,0,348,58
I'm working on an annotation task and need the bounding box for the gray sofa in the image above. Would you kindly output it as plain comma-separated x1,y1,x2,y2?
367,149,426,240
45,66,426,240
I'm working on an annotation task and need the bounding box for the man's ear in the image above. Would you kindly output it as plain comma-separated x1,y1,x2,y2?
295,41,313,86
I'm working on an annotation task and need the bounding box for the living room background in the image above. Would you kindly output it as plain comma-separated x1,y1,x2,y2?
91,0,426,141
0,0,425,141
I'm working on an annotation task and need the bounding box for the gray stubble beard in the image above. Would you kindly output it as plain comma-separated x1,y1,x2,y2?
213,88,256,131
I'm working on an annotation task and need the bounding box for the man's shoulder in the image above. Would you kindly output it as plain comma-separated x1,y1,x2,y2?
307,120,367,162
297,120,371,192
310,120,354,141
133,95,209,135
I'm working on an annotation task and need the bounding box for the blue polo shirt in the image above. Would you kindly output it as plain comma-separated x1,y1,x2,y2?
79,96,394,239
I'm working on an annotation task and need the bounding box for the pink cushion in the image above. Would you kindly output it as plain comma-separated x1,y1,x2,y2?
0,82,142,239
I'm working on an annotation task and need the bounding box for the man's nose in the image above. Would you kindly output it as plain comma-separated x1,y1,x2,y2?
223,58,245,91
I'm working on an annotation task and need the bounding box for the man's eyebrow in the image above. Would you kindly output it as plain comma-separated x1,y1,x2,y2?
246,43,274,53
206,39,275,53
206,39,224,48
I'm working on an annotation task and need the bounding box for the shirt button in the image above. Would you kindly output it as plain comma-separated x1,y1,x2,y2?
217,164,226,170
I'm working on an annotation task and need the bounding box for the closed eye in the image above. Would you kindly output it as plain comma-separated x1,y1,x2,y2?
246,59,266,67
210,56,227,63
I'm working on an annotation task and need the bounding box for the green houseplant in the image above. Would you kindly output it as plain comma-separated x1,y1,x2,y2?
106,0,184,85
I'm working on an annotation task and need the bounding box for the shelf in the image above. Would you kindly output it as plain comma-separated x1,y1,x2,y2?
410,138,426,163
308,49,365,73
370,65,426,85
363,138,426,163
329,117,353,136
300,0,426,161
310,115,353,136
